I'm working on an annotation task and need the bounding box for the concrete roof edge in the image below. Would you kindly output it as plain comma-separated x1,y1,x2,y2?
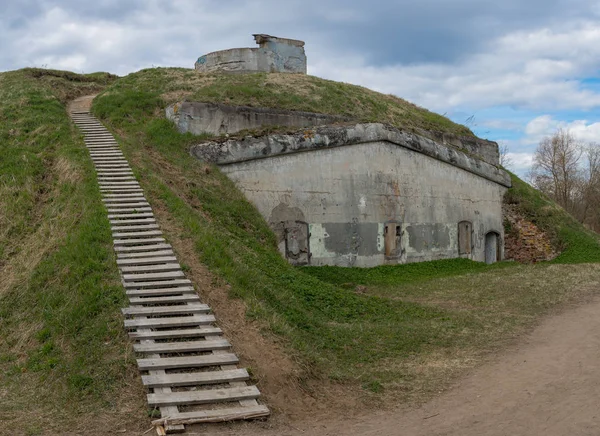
190,123,512,188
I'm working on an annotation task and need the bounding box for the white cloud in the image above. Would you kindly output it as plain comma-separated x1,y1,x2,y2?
523,115,600,145
310,23,600,113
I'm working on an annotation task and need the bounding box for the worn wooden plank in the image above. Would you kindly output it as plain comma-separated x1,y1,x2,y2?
106,201,149,208
122,270,185,282
103,197,146,203
107,206,153,213
151,405,270,425
117,256,176,266
113,237,165,246
141,368,246,388
120,263,181,274
122,304,209,316
116,248,174,258
122,278,191,289
124,314,215,329
134,338,230,354
128,326,222,340
147,386,258,407
111,224,160,232
128,294,199,305
138,353,238,371
125,285,194,296
113,230,162,239
114,243,171,254
109,212,154,220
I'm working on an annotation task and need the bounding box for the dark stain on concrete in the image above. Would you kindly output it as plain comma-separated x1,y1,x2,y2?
323,221,379,256
406,223,450,252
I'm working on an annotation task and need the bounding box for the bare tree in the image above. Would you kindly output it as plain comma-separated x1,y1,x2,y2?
498,142,513,170
530,129,582,213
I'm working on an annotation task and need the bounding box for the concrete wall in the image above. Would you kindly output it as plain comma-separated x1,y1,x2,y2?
195,34,306,74
166,102,347,135
195,48,259,74
416,128,501,166
219,141,507,267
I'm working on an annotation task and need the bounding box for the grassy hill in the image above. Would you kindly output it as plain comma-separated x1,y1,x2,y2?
3,66,600,433
0,69,147,434
102,67,474,137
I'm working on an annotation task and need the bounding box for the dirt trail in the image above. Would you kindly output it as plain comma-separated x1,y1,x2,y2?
202,295,600,436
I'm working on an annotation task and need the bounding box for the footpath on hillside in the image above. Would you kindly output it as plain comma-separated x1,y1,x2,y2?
199,294,600,436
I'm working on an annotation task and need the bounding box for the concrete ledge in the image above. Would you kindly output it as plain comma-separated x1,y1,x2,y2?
167,101,349,136
190,123,512,187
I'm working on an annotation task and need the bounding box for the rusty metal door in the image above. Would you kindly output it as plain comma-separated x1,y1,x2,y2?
458,221,473,255
284,220,310,265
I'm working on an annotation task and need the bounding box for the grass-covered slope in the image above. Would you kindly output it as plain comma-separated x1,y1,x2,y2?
106,67,474,137
0,69,146,435
92,69,600,406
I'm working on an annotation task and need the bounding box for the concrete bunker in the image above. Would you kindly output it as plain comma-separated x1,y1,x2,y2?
192,123,511,267
195,34,307,74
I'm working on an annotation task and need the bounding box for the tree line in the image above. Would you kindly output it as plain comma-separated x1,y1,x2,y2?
528,129,600,232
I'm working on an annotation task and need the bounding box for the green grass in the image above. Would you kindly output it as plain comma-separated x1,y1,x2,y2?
0,68,144,433
92,72,600,404
102,67,474,137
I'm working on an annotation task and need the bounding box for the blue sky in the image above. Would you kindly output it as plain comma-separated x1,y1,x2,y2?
1,0,599,176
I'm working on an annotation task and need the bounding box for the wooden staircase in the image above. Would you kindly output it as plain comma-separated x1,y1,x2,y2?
70,110,269,434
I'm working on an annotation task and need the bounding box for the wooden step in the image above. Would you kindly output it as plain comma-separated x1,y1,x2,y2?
106,203,150,210
128,326,222,340
116,248,174,258
141,368,246,388
125,285,194,297
150,405,270,425
104,196,146,203
138,353,238,371
103,196,146,203
109,212,154,220
111,224,160,232
113,237,165,246
110,217,156,225
122,304,209,316
124,314,215,329
128,294,199,305
113,230,162,239
120,263,180,274
122,278,191,289
147,386,258,406
114,243,171,253
122,270,185,282
106,207,153,214
134,338,230,354
117,256,176,266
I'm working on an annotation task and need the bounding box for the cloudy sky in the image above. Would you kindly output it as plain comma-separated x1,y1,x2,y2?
2,0,600,175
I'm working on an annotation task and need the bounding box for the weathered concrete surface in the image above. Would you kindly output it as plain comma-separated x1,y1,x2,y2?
166,102,347,136
195,34,306,74
191,123,511,187
191,124,510,266
416,128,500,166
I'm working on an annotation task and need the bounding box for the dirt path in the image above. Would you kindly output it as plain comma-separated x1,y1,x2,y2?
200,295,600,436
